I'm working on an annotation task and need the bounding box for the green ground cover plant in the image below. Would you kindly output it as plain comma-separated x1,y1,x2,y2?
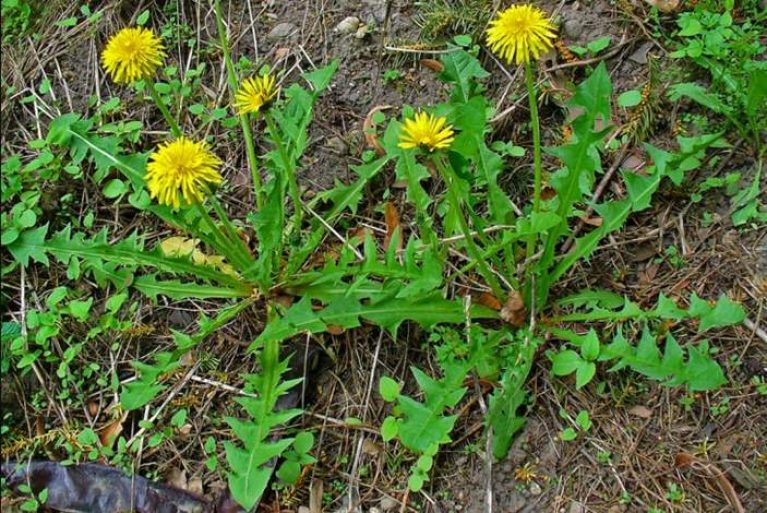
1,1,757,509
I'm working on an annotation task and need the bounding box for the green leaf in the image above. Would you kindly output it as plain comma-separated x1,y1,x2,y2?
580,330,600,361
551,350,581,376
133,275,249,301
408,473,425,492
668,83,728,115
575,361,596,389
7,224,49,267
381,416,399,441
276,460,301,485
303,60,338,93
102,178,127,198
487,332,536,459
121,381,166,410
696,294,745,332
685,342,726,391
293,431,314,454
678,17,702,37
67,298,93,321
618,90,642,108
575,410,592,431
136,9,150,25
439,49,489,103
379,376,400,402
560,427,577,441
586,36,611,55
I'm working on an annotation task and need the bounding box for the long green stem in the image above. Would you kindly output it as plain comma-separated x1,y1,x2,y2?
524,61,543,265
193,202,249,270
432,155,505,300
146,77,182,138
213,0,264,209
209,195,254,266
265,113,303,234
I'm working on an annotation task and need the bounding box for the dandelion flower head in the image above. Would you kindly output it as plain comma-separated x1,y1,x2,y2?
234,74,278,115
486,4,557,65
145,137,223,209
398,112,455,152
101,27,166,84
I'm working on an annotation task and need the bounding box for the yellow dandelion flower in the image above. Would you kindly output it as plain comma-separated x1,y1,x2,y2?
145,137,223,209
234,74,278,115
398,112,455,152
101,27,166,84
486,4,557,65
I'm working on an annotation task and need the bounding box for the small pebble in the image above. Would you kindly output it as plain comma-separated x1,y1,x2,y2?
568,501,586,513
268,22,296,39
355,24,369,39
380,497,398,511
529,482,542,495
335,16,360,34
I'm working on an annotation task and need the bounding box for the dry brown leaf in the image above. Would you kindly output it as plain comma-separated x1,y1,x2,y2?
477,292,503,311
383,202,402,252
419,59,444,72
362,439,383,455
675,452,745,513
581,215,603,227
99,411,127,449
363,105,392,156
87,400,99,418
644,0,681,13
188,476,204,496
309,479,324,513
500,291,527,327
541,186,557,201
627,405,653,418
326,325,345,335
638,263,660,287
165,467,188,491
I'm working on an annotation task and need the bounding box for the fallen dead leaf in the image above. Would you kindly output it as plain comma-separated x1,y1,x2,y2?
309,479,323,513
501,291,527,327
363,105,392,156
644,0,681,13
675,452,745,513
628,405,653,418
419,59,443,72
581,215,603,227
638,263,660,287
383,202,402,252
477,292,503,311
166,467,188,491
99,411,128,449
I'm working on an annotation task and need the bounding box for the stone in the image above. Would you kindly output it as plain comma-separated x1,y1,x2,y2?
355,24,369,39
268,22,296,40
335,16,360,34
568,501,586,513
562,16,585,39
629,42,654,64
380,497,398,511
529,482,542,495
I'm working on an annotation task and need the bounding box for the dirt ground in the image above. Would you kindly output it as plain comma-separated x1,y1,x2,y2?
1,0,765,512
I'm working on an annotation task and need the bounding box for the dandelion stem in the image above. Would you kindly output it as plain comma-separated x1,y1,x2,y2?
209,195,254,267
213,0,264,210
432,155,505,300
145,77,182,138
524,61,543,267
265,112,303,236
194,202,249,271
